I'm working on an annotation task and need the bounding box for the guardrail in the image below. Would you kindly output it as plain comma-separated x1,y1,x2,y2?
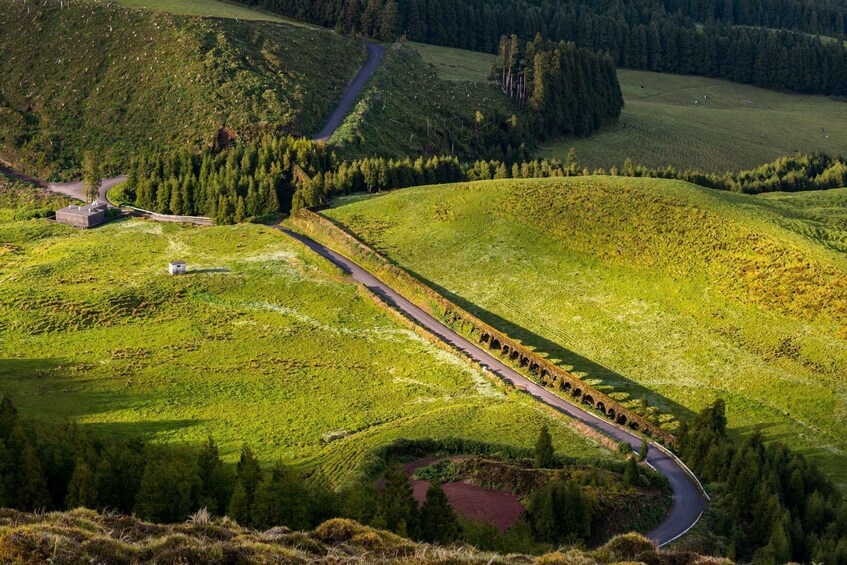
122,205,213,225
291,208,676,445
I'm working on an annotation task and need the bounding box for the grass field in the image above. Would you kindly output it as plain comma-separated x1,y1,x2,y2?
410,43,847,172
0,0,363,179
113,0,314,26
0,181,614,484
325,177,847,486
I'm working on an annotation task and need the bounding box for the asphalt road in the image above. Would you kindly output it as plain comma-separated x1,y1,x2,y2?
277,225,708,547
312,42,385,142
48,176,126,207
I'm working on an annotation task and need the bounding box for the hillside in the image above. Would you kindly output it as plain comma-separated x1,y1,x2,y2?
325,177,847,485
0,178,615,483
331,43,527,161
410,43,847,173
0,0,365,179
0,509,728,564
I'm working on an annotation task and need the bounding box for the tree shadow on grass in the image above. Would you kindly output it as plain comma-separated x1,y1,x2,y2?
403,270,697,426
0,357,203,439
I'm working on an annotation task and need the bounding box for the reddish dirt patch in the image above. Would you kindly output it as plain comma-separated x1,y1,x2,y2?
404,457,524,533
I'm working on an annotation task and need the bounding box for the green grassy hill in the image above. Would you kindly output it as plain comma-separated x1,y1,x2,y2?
325,177,847,486
0,0,365,179
0,179,614,483
332,44,521,161
411,43,847,172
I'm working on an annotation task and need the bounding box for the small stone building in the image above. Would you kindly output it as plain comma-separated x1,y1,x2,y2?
55,202,107,228
168,261,187,275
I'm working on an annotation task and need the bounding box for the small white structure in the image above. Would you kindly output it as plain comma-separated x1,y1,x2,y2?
168,260,187,275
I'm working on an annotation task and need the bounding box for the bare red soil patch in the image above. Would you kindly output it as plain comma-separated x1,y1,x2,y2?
404,457,525,533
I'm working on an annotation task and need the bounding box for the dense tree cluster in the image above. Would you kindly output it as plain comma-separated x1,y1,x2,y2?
527,478,592,544
0,396,334,529
679,400,847,563
233,0,847,95
128,135,847,221
124,137,465,221
495,35,623,138
662,0,847,38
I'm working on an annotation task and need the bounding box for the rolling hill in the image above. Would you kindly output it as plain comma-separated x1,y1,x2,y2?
0,176,614,484
324,176,847,486
0,0,365,179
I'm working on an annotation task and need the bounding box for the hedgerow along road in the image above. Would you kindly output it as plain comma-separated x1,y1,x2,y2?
276,225,709,547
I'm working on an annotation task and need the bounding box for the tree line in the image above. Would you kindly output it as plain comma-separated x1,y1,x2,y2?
495,35,623,139
679,399,847,563
124,135,847,222
662,0,847,39
231,0,847,96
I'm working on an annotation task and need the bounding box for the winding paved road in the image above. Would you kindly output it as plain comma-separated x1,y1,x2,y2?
48,176,125,207
312,42,385,142
276,225,708,547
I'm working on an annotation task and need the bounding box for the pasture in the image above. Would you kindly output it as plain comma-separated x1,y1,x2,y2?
410,43,847,172
0,182,614,484
113,0,312,26
325,177,847,486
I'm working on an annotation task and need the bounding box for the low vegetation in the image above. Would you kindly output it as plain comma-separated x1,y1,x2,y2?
0,184,613,483
0,0,364,179
330,44,531,162
324,176,847,484
0,509,730,564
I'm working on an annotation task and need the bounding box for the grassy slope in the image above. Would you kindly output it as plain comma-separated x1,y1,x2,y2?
325,177,847,486
0,509,715,564
0,0,364,179
0,182,613,484
411,43,847,172
331,43,516,159
114,0,316,26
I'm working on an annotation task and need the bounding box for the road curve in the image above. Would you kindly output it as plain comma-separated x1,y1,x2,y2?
276,224,708,547
312,42,385,142
48,176,126,207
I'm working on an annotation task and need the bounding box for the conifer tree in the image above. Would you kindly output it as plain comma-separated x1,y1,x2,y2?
419,482,460,544
374,464,419,538
65,458,98,509
82,150,102,203
534,425,555,468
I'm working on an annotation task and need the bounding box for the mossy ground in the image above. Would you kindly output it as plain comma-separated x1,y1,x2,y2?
325,176,847,486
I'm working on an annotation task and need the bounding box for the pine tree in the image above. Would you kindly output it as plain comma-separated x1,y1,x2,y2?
419,482,460,544
135,448,202,522
251,463,310,530
374,464,419,538
197,437,232,515
624,456,639,487
638,440,649,462
82,150,102,203
534,425,555,468
66,458,98,509
228,481,251,526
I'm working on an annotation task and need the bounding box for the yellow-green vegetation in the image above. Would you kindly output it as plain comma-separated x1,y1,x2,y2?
410,43,847,172
114,0,313,26
325,177,847,485
0,185,613,483
332,44,521,160
0,0,364,179
409,41,494,82
0,509,726,564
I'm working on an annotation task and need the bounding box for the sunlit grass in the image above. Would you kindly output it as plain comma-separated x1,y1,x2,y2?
325,176,847,486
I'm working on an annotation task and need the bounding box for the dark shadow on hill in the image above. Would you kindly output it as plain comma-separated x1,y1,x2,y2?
401,270,696,425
